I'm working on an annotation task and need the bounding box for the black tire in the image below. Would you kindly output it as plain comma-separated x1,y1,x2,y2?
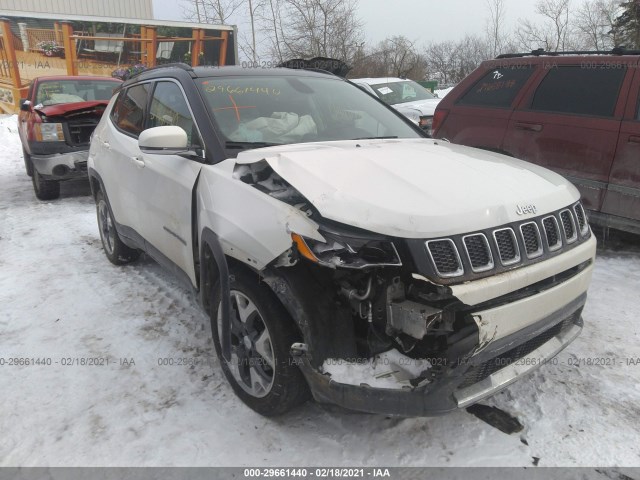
32,170,60,200
23,148,33,177
95,190,141,265
211,268,310,416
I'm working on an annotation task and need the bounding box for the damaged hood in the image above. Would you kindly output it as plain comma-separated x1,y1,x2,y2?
235,139,580,238
35,101,109,117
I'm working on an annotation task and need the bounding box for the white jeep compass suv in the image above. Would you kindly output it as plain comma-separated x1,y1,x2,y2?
88,64,596,417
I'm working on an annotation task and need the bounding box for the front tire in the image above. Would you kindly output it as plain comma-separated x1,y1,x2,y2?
211,269,310,416
95,190,140,265
32,170,60,200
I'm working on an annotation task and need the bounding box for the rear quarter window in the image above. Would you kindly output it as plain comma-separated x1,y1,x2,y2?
530,66,626,117
457,66,534,108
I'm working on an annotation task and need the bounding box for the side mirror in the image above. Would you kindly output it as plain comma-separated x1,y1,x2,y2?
19,99,31,112
138,126,188,154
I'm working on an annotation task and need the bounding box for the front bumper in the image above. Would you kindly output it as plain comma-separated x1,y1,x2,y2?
297,295,585,416
296,236,595,416
30,150,89,180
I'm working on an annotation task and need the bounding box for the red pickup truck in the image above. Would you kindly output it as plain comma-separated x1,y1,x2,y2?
18,75,121,200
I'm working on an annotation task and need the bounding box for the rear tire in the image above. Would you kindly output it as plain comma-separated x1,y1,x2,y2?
95,190,140,265
23,149,33,177
32,170,60,200
211,268,310,416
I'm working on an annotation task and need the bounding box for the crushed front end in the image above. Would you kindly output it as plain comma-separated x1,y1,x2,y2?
262,202,595,416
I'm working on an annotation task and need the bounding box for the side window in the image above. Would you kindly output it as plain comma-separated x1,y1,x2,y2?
110,83,150,137
457,67,534,108
530,66,626,117
148,81,201,149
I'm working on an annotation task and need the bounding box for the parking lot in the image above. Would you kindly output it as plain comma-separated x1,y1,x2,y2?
1,114,639,467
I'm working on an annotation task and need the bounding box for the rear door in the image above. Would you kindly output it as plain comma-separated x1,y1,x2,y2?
99,82,151,231
602,67,640,228
503,59,634,213
135,80,204,286
436,64,539,149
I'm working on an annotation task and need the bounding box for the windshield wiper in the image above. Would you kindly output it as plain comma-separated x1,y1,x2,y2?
225,141,283,149
352,136,399,140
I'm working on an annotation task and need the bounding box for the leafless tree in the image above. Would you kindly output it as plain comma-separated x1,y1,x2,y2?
183,0,245,23
260,0,364,63
575,0,622,49
486,0,507,57
516,0,577,52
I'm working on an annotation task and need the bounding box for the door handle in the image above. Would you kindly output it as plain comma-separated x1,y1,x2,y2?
629,136,640,144
101,140,110,149
515,122,543,132
131,156,145,168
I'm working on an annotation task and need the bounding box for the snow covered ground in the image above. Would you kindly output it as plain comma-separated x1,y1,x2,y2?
1,114,639,467
435,86,455,98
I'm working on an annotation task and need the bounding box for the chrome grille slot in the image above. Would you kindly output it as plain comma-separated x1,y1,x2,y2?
426,239,464,277
542,216,562,251
463,234,494,272
520,222,543,258
493,228,520,266
560,209,577,243
573,203,588,236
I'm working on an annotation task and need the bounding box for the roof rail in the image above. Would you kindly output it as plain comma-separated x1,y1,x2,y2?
278,57,352,78
128,62,195,80
496,47,640,59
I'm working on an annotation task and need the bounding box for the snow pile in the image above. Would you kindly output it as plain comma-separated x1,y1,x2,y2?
1,114,639,467
435,86,455,98
322,349,431,389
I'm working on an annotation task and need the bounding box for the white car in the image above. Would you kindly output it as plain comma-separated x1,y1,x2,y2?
89,64,596,417
351,77,441,135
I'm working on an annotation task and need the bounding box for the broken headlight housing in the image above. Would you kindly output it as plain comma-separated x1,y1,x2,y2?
34,123,64,142
292,230,402,269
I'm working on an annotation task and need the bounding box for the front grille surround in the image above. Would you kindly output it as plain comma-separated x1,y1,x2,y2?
520,221,544,259
560,209,578,244
415,202,591,284
493,228,521,266
462,233,494,273
542,215,562,252
426,239,464,278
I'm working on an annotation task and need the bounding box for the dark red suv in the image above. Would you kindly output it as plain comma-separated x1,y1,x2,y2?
433,50,640,235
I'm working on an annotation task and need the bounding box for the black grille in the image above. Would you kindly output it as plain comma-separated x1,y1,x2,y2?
464,235,492,270
543,217,560,248
560,210,576,241
427,240,461,275
574,204,586,232
67,122,98,146
494,229,518,263
457,314,579,390
521,223,541,257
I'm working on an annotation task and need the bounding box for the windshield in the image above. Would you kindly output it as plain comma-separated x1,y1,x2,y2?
197,75,422,149
35,79,120,106
369,80,436,105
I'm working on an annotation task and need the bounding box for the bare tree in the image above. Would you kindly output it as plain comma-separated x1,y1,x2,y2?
260,0,364,63
516,0,577,52
575,0,623,49
486,0,507,57
183,0,245,24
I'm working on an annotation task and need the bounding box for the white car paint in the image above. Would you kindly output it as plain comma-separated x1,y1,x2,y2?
236,138,580,239
352,77,441,121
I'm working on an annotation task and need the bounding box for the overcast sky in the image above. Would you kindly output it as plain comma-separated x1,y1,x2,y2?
152,0,586,50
